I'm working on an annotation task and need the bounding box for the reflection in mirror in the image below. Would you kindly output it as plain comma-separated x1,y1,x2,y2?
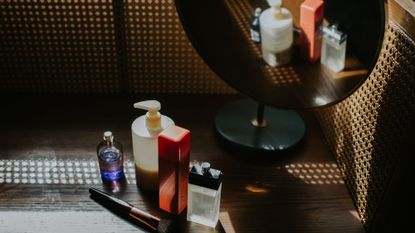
175,0,385,152
175,0,385,108
225,0,303,86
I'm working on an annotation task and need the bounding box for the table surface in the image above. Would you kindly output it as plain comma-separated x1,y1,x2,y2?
0,94,365,233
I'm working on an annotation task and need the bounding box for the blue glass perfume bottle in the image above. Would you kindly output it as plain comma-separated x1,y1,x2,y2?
96,131,124,181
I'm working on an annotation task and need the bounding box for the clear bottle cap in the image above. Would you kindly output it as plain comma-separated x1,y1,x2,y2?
189,161,222,190
201,162,211,175
323,24,347,43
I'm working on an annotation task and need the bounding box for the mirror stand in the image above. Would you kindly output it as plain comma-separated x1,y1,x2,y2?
214,99,305,152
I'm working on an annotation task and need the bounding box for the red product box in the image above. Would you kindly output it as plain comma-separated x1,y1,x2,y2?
158,125,190,215
300,0,324,62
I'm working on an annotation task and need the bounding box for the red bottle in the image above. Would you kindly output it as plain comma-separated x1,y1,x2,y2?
300,0,324,62
158,125,190,215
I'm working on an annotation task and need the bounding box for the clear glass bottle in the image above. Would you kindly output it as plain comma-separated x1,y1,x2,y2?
321,24,347,72
250,8,262,43
96,131,124,181
187,161,223,228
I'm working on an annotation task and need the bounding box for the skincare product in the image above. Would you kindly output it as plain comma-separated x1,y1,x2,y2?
132,100,174,191
321,24,347,72
158,125,190,215
300,0,324,62
250,8,262,43
187,161,222,228
260,0,293,67
96,131,124,181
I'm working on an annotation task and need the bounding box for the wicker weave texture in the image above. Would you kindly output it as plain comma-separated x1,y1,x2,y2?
124,0,232,94
0,0,120,93
0,0,232,94
316,22,415,229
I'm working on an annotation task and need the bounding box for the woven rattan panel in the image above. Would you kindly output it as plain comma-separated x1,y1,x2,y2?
316,22,415,230
0,0,232,94
0,0,120,93
124,0,233,94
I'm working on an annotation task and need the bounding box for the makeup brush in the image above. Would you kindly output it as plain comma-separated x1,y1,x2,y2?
89,188,174,233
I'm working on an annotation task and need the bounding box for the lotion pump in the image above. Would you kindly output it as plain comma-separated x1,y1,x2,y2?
260,0,293,67
132,100,174,191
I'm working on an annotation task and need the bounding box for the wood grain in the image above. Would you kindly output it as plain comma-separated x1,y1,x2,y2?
390,0,415,39
0,94,364,233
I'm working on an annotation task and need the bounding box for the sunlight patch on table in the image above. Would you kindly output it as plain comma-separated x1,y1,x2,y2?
0,211,140,233
219,212,236,233
284,162,344,185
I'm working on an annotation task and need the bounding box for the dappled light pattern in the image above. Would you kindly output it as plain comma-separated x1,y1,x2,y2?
0,159,136,185
285,163,344,185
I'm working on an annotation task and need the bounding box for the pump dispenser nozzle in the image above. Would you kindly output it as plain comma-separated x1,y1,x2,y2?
267,0,281,7
134,100,162,131
267,0,282,17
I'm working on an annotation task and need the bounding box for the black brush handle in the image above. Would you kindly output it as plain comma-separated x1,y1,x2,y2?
89,188,132,213
89,188,161,231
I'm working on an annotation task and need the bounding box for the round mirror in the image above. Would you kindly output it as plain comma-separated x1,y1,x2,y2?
174,0,386,152
175,0,385,109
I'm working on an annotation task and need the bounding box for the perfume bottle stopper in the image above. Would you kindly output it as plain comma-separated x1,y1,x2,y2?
187,161,223,228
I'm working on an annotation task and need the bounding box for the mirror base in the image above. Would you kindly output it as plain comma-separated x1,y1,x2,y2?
215,99,305,151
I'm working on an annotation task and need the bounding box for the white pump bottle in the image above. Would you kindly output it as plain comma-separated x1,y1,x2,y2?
260,0,293,67
131,100,174,191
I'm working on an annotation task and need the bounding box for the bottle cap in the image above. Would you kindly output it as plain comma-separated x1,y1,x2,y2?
103,131,114,142
201,162,211,174
267,0,285,19
323,24,347,43
254,7,262,16
134,100,162,131
189,161,222,190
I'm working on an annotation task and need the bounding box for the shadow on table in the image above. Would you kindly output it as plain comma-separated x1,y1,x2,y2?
214,127,305,166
